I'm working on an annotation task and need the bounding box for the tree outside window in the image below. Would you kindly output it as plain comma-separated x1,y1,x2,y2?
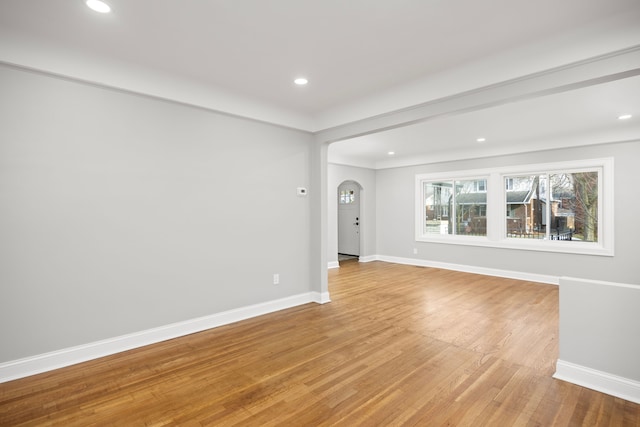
416,158,610,256
505,171,598,242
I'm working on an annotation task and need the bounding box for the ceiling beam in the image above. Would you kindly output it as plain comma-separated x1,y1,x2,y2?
315,45,640,145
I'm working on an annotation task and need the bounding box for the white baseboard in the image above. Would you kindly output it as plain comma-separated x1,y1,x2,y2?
0,292,321,384
327,261,340,269
357,255,378,263
372,255,558,285
554,360,640,404
312,291,332,304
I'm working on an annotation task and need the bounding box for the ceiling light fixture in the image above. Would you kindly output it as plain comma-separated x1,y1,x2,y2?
387,151,395,156
86,0,111,13
618,114,632,120
294,78,308,85
476,137,486,143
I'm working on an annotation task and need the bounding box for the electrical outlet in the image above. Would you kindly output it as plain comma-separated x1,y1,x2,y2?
273,273,280,285
413,248,418,254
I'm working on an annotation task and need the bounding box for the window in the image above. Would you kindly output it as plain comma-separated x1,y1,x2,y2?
416,158,613,256
339,189,355,204
421,177,488,237
455,179,488,236
504,171,599,243
423,182,451,234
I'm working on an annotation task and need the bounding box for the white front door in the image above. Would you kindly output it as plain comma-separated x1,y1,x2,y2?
338,182,360,256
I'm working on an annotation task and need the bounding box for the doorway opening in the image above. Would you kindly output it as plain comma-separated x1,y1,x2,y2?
338,180,362,262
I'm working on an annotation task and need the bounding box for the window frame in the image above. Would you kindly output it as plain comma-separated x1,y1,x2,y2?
415,157,614,256
418,173,491,242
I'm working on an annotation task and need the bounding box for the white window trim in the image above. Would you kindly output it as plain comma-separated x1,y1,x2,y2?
415,157,614,257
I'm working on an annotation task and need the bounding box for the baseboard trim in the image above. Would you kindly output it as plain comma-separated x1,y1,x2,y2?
554,360,640,404
312,291,332,304
371,255,558,284
357,255,378,263
327,261,340,269
0,292,321,384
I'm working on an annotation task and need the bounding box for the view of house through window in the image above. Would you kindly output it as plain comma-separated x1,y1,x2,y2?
423,179,488,236
424,182,451,234
416,158,610,255
505,171,598,242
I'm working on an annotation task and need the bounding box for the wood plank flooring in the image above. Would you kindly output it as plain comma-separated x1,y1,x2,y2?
1,260,639,426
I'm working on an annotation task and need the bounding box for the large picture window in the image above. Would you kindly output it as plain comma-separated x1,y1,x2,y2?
415,158,613,256
505,171,599,243
423,179,488,236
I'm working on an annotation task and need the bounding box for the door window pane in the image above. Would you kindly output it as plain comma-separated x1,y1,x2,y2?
339,189,355,204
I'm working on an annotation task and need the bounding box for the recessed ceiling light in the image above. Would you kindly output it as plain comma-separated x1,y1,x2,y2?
476,137,486,143
86,0,111,13
387,151,395,156
618,114,632,120
294,78,308,85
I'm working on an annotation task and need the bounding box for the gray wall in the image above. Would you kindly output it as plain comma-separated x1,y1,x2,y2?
0,65,313,362
375,141,640,284
327,163,376,265
559,277,640,382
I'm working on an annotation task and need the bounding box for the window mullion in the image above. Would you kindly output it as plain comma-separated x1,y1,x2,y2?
544,173,550,240
451,180,456,235
487,172,501,241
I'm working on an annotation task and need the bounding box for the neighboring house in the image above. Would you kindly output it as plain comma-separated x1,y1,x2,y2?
507,183,578,240
424,180,489,236
451,191,488,236
506,188,544,237
431,180,579,239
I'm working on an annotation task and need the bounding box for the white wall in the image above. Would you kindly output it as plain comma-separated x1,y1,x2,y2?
327,163,376,266
375,141,640,284
0,65,314,363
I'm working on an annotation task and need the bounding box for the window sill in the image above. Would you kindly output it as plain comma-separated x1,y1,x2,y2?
415,235,613,257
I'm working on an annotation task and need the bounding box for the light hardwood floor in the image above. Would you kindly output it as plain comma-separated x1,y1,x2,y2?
1,260,639,426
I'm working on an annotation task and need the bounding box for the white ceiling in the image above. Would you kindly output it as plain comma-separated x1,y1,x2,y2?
1,0,640,166
330,75,640,169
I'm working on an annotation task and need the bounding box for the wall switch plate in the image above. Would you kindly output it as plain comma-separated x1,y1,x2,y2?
273,273,280,285
413,248,418,254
